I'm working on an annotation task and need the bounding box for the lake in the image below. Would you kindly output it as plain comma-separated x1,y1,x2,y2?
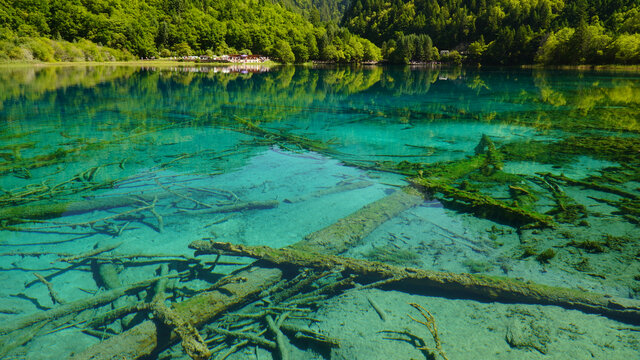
0,64,638,359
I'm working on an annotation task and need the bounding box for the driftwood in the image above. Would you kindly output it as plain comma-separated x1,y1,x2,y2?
85,303,149,329
407,303,449,360
151,300,211,360
0,187,276,225
206,326,276,349
190,241,640,325
410,178,556,228
283,181,372,203
538,172,639,200
59,242,122,263
70,266,282,360
96,259,138,330
33,273,65,305
279,322,340,348
232,116,338,155
0,320,50,358
0,193,170,224
178,200,279,215
0,275,174,335
292,187,423,254
266,314,290,360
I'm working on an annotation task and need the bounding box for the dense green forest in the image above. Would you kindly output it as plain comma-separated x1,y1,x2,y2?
276,0,350,23
0,0,380,63
342,0,640,64
2,0,640,64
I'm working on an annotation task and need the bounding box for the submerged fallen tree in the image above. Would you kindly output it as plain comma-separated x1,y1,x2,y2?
409,178,556,228
0,275,173,336
69,266,283,360
225,119,560,228
69,185,425,359
35,130,638,359
293,187,424,254
0,191,277,226
190,241,640,325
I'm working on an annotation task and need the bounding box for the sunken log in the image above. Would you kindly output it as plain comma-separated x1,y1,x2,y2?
0,191,277,225
292,187,423,254
69,266,282,360
190,241,640,325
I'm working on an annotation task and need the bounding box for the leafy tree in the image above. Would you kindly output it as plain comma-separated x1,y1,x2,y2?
274,39,295,63
172,41,193,56
612,33,640,63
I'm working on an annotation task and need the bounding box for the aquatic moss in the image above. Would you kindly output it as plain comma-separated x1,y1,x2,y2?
603,234,631,251
363,245,420,266
500,135,640,166
468,170,523,184
573,258,592,272
411,178,555,228
520,247,538,259
500,140,572,165
568,240,605,253
474,134,504,176
578,220,590,227
545,190,587,224
536,248,556,263
422,155,487,182
463,259,494,273
458,180,479,192
555,135,640,164
508,184,539,211
587,196,640,224
541,172,639,200
588,164,640,184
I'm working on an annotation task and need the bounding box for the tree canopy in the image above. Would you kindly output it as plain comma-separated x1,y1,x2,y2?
3,0,640,64
341,0,640,64
0,0,381,63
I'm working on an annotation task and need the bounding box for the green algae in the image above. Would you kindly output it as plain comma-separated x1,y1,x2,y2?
468,170,523,184
501,135,640,167
535,249,556,264
411,178,555,228
557,135,640,164
363,245,420,266
463,259,494,273
475,134,504,176
420,155,487,181
500,140,572,165
508,185,539,210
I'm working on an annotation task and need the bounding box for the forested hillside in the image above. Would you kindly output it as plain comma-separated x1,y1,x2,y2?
0,0,380,63
342,0,640,64
2,0,640,64
275,0,350,23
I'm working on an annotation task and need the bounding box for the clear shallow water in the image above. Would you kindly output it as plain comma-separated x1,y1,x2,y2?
0,65,639,359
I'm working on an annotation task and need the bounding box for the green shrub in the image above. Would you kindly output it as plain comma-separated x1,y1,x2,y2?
52,40,84,62
10,46,33,61
25,37,55,62
612,34,640,64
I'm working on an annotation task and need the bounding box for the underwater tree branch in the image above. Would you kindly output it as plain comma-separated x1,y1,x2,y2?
190,241,640,325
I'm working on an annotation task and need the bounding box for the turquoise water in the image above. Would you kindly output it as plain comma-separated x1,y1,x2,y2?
0,65,639,359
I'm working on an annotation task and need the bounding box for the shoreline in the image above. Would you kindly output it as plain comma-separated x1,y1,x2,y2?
3,60,640,73
0,60,280,68
522,64,640,72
